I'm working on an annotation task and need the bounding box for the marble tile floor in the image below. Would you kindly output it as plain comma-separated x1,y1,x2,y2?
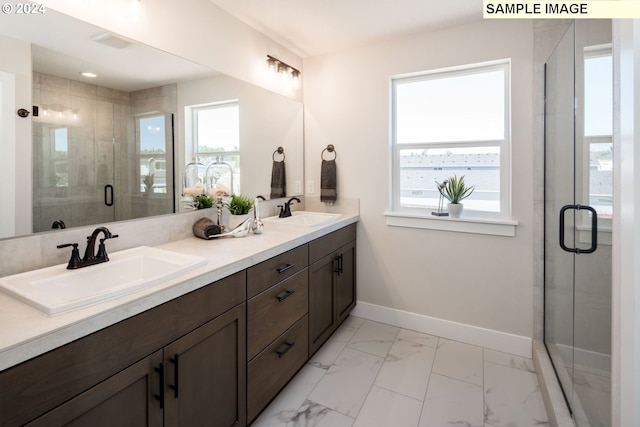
251,316,550,427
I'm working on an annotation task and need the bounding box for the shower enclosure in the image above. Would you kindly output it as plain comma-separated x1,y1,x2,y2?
544,20,612,427
32,75,176,233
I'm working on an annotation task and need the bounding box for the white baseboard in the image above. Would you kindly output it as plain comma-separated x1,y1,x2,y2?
351,301,532,358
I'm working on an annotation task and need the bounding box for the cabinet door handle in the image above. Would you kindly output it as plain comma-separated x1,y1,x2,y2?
277,263,295,273
169,354,179,398
276,289,296,302
154,363,165,409
276,341,296,358
334,254,343,275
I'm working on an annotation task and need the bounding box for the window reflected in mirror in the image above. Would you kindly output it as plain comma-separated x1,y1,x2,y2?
190,101,240,195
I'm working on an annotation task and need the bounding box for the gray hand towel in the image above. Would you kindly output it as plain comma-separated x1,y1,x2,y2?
320,159,337,203
270,160,286,199
192,217,222,240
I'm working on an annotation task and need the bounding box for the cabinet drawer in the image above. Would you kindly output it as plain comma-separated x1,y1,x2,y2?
247,269,308,360
247,315,308,423
247,244,308,298
309,223,356,264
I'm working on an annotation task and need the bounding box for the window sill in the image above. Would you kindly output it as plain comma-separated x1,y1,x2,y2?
384,211,518,237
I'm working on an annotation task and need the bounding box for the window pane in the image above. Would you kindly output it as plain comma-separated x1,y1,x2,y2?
399,146,500,212
139,116,166,154
396,68,505,143
589,142,612,218
584,54,612,137
196,104,239,153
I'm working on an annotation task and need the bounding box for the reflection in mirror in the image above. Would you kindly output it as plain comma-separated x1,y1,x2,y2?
32,72,177,232
0,9,303,239
179,73,304,206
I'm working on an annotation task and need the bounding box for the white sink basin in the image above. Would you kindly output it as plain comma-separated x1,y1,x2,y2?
263,211,342,227
0,246,207,316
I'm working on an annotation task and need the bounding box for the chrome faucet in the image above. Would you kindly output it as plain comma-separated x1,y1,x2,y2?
57,227,119,269
278,197,301,218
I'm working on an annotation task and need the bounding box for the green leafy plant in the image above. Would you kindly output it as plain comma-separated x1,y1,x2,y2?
225,194,254,215
195,195,214,209
437,174,475,204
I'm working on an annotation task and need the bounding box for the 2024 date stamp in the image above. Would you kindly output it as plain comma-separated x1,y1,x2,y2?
2,3,46,14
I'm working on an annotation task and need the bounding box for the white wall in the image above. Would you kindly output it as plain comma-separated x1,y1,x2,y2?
0,34,32,237
303,19,535,340
612,18,640,427
43,0,302,101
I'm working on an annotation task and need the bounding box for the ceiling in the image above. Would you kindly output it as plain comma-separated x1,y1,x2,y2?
0,9,213,92
207,0,484,58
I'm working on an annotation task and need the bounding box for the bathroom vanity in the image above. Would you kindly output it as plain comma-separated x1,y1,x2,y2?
0,219,357,427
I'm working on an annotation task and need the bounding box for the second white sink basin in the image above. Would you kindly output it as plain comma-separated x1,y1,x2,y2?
0,246,207,316
263,211,342,227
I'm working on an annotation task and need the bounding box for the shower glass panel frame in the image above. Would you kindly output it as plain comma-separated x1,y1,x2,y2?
544,20,612,427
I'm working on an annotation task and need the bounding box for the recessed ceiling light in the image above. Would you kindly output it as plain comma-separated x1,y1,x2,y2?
80,72,97,78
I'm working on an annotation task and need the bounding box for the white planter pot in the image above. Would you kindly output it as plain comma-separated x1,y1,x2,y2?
447,203,463,218
228,213,250,230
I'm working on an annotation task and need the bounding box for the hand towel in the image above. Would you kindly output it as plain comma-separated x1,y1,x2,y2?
320,159,337,204
192,217,222,240
270,160,286,199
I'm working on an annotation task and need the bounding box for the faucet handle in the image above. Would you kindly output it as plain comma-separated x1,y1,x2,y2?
96,234,118,260
57,243,82,269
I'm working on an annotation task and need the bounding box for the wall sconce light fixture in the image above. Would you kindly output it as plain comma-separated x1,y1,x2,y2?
266,55,301,90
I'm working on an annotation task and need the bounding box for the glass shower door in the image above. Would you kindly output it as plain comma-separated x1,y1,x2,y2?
544,20,612,427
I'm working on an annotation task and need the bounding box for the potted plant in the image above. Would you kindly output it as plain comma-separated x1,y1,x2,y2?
437,174,475,218
225,194,255,229
195,195,214,209
143,174,154,195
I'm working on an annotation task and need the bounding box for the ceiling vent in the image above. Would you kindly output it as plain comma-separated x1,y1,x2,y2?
91,32,134,49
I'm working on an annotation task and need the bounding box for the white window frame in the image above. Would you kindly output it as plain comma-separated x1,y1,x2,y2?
578,45,613,246
385,60,517,236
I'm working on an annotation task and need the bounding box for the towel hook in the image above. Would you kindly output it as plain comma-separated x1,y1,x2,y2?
272,146,285,162
321,144,337,161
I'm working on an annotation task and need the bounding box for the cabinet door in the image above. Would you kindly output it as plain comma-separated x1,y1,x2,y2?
308,253,336,355
25,351,164,427
163,303,246,427
335,241,356,324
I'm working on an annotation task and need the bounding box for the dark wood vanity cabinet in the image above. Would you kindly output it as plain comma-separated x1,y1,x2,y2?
0,222,357,427
25,305,247,427
25,350,165,427
246,245,309,423
163,303,246,427
0,271,247,427
308,224,357,355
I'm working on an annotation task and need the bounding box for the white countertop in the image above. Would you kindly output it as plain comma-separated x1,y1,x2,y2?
0,214,358,372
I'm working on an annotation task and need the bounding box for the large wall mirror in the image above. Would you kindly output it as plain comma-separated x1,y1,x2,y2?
0,9,303,239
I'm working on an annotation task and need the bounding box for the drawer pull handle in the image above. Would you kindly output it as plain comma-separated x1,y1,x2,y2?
276,289,296,302
276,341,296,358
154,363,164,409
277,263,296,273
169,354,179,398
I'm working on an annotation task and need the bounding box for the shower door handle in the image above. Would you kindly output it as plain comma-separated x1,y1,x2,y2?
104,185,114,207
559,204,598,254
